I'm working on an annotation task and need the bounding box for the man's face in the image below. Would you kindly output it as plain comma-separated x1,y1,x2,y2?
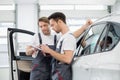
38,21,50,35
49,19,61,33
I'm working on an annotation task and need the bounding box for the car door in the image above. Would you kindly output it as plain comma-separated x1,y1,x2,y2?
7,28,35,80
90,22,120,80
73,21,120,80
72,22,108,80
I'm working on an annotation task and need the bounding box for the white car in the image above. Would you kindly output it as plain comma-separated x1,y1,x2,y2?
8,14,120,80
72,14,120,80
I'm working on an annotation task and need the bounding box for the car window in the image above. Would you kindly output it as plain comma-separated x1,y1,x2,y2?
95,22,120,53
13,33,34,56
106,22,120,50
75,22,120,57
75,23,107,56
95,24,108,52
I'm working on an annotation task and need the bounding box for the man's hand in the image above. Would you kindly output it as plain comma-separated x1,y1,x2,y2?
84,19,93,30
26,45,38,55
40,44,52,54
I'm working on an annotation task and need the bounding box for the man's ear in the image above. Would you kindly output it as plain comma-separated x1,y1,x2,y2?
58,19,62,24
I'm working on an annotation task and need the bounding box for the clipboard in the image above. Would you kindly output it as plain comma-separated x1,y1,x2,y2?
31,46,41,51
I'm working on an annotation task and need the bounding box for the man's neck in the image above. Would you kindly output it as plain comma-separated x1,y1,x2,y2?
43,31,51,36
61,24,69,35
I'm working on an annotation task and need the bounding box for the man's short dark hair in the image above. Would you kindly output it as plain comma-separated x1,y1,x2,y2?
48,12,66,24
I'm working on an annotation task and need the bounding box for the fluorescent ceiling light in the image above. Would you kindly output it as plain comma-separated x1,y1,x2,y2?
1,23,14,26
40,5,74,10
39,0,116,5
0,5,15,10
40,5,107,10
75,5,107,10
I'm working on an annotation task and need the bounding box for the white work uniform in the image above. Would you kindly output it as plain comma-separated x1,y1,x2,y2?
30,31,58,58
56,31,76,55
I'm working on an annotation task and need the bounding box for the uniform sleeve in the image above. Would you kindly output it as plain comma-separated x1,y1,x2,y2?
62,35,76,51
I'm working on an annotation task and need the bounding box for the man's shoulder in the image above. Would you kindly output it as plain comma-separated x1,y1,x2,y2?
65,33,75,39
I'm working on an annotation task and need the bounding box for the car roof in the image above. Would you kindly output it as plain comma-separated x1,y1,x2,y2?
94,14,120,24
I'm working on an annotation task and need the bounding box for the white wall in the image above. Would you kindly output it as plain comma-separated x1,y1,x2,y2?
16,4,38,32
112,0,120,13
39,0,116,5
0,10,14,22
40,10,109,19
0,68,9,80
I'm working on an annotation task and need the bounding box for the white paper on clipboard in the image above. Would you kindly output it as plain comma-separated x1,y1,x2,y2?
31,46,47,56
31,46,41,51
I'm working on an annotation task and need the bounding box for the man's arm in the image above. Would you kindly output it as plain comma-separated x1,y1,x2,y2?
40,44,73,64
49,50,73,64
73,19,93,38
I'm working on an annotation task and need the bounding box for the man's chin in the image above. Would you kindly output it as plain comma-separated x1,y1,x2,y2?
55,31,59,33
56,32,59,33
43,32,50,35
